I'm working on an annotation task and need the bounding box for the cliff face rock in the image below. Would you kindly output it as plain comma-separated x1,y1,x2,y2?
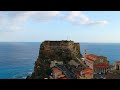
28,40,83,79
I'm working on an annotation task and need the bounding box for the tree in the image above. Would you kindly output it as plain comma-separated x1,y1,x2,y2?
46,68,52,76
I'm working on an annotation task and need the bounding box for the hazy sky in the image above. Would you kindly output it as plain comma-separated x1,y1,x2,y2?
0,11,120,43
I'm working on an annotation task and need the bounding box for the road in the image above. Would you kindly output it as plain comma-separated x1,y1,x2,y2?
56,65,76,79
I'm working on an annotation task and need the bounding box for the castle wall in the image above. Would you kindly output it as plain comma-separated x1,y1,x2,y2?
42,40,76,51
40,40,82,58
74,43,81,56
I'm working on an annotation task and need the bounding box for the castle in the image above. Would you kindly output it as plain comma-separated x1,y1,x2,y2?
40,40,82,57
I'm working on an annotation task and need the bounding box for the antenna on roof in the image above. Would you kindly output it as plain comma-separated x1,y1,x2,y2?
67,32,70,41
67,34,68,41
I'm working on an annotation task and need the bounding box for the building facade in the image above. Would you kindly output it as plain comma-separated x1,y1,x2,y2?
84,54,97,69
52,68,62,79
84,50,109,74
94,56,109,74
80,68,94,79
50,60,63,68
52,68,67,79
113,61,120,70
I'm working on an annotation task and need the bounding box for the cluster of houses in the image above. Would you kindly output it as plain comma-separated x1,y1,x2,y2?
77,50,120,79
47,49,120,79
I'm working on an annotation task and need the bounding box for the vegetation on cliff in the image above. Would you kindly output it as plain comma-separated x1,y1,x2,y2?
27,40,83,79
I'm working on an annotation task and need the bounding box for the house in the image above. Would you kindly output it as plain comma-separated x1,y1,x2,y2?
84,50,97,69
113,61,120,70
84,50,109,74
52,68,62,79
52,68,68,79
94,56,109,74
81,68,94,79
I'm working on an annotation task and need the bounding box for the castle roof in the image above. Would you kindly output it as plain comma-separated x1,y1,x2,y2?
44,40,74,43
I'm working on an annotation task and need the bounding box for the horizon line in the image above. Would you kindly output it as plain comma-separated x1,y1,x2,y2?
1,41,120,43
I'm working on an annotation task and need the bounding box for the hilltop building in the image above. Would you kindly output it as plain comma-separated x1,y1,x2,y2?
40,40,82,57
84,50,109,74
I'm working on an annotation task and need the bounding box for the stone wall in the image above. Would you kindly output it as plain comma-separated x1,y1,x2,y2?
41,40,82,57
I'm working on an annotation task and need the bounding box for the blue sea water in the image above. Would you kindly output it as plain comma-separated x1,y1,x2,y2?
80,43,120,64
0,42,120,79
0,42,40,79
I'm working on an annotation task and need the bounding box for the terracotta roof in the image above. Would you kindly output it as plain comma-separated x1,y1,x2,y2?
86,58,94,62
94,64,109,68
82,68,93,74
85,54,97,62
53,68,62,73
85,72,93,75
60,77,68,79
88,54,97,58
58,74,65,78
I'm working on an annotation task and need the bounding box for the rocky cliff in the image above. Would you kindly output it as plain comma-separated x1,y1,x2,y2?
27,40,83,79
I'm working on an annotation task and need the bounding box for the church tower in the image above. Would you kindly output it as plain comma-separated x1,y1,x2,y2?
84,49,87,58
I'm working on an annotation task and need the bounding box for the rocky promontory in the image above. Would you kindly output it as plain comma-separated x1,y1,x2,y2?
27,40,84,79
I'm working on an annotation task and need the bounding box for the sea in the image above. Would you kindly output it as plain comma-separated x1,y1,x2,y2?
0,42,120,79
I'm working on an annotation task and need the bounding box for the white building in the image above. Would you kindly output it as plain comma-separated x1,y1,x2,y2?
50,60,63,68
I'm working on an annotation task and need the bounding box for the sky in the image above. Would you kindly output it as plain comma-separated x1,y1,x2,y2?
0,11,120,43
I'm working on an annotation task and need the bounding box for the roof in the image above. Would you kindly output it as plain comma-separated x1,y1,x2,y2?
44,40,74,43
60,77,68,79
52,68,62,73
88,54,98,58
58,74,65,78
86,57,94,62
94,64,109,68
85,54,97,62
84,72,93,75
82,68,93,75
